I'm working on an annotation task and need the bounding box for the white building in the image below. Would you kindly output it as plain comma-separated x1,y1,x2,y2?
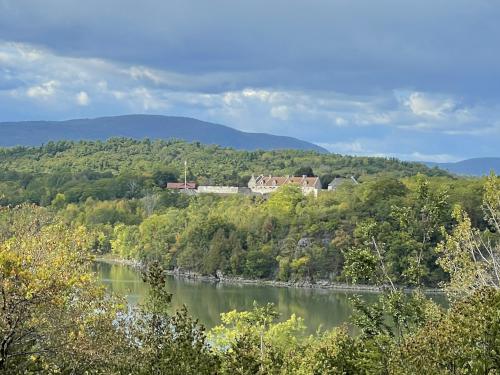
248,175,322,196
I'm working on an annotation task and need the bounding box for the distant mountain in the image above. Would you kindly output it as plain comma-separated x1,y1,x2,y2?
0,114,327,153
424,157,500,176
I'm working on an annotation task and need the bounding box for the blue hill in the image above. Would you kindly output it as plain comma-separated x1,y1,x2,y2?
424,158,500,176
0,114,327,153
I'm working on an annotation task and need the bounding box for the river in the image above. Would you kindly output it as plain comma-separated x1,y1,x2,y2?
94,262,445,334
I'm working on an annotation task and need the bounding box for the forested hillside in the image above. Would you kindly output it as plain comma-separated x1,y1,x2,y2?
0,138,447,205
0,138,488,288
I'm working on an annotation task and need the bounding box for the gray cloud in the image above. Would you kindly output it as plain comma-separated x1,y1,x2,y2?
1,0,499,97
0,1,499,161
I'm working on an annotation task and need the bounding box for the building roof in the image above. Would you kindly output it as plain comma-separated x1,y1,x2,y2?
166,182,197,189
328,177,347,187
328,176,359,187
254,175,320,187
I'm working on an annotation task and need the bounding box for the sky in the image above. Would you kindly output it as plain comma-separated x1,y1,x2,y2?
0,0,499,162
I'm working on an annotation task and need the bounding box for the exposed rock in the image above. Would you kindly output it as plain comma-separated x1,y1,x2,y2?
297,237,312,247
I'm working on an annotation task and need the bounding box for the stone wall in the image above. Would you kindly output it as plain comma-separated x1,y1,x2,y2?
197,186,254,195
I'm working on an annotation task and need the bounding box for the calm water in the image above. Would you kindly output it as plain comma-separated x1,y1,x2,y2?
94,262,444,334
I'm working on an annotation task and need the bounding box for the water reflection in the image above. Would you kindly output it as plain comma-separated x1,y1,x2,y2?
94,262,445,334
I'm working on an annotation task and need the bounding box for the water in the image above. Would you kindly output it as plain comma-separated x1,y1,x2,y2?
94,262,445,334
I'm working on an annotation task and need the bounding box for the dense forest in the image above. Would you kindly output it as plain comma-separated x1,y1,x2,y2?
0,172,498,373
1,139,499,373
0,138,448,205
0,138,490,287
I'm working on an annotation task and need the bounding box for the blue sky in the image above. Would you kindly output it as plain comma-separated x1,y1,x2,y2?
0,0,499,161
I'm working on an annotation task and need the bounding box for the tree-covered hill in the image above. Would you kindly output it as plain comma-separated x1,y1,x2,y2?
0,137,481,290
0,138,448,201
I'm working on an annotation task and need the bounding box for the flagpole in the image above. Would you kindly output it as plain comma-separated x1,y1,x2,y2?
184,160,187,189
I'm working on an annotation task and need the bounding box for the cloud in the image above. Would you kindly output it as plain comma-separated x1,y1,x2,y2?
0,40,499,160
128,66,163,84
1,0,499,99
406,152,459,163
334,117,348,126
26,80,58,99
317,141,460,163
76,91,89,106
319,141,364,154
270,106,289,120
405,92,456,118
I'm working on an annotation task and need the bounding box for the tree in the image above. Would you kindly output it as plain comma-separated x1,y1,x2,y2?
341,247,378,284
294,327,360,375
391,288,500,374
294,166,315,177
0,205,128,373
127,262,219,374
391,175,449,285
139,210,183,262
141,192,160,217
111,224,140,258
437,173,500,297
266,185,304,216
203,228,228,275
209,302,304,374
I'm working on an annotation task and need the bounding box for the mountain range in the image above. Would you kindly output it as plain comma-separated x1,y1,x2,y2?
425,158,500,176
0,114,327,153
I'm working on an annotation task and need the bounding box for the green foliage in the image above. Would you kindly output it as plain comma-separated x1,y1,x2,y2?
1,156,488,287
0,138,448,207
209,302,305,374
0,205,128,373
2,184,500,374
294,166,315,177
266,184,304,216
294,327,361,375
0,138,474,288
437,173,500,297
392,288,500,374
128,262,220,374
3,139,500,374
342,247,378,284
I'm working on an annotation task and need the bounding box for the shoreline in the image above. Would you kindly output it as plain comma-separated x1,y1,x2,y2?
94,255,444,294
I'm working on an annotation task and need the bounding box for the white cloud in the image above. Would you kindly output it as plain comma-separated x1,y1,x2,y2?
0,51,10,64
317,142,460,163
405,92,455,118
130,87,169,110
270,105,289,120
2,40,495,138
14,43,43,62
406,152,459,163
76,91,90,106
318,141,364,153
241,89,271,101
222,92,243,106
335,117,347,126
128,66,163,84
26,80,58,99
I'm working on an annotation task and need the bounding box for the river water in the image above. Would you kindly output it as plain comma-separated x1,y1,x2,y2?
95,262,445,334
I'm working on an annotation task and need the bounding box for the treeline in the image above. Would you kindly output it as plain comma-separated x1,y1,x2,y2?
0,138,448,206
1,197,499,374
